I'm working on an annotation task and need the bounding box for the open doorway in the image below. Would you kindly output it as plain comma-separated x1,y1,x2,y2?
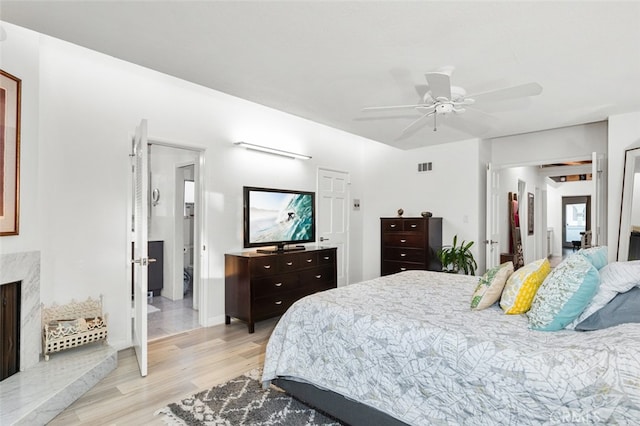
146,143,203,340
561,196,591,251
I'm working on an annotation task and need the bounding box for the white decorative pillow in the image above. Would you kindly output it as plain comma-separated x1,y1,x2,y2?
567,260,640,329
470,261,514,310
528,255,600,331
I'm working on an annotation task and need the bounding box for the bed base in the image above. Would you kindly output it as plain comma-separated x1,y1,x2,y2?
273,378,409,426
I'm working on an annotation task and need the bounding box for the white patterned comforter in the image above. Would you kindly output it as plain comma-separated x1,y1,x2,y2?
262,270,640,425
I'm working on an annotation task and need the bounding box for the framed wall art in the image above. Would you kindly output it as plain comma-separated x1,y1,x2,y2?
1,69,21,236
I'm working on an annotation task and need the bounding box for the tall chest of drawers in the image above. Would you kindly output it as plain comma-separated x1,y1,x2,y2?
225,247,337,333
380,217,443,276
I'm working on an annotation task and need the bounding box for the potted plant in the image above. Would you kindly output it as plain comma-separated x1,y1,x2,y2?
437,235,478,275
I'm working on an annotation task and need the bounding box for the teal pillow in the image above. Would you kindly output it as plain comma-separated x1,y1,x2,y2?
528,255,600,331
577,246,608,270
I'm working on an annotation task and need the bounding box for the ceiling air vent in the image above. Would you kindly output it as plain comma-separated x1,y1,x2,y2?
418,162,433,173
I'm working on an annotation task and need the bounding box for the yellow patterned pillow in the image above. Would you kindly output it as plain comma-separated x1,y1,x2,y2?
500,258,551,314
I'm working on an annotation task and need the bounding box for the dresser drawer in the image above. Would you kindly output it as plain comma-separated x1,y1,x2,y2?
298,251,318,268
381,261,426,276
318,249,336,265
300,265,334,288
403,219,425,232
381,219,404,232
278,255,300,273
253,293,299,319
383,247,425,263
249,256,279,277
252,274,299,299
382,233,424,247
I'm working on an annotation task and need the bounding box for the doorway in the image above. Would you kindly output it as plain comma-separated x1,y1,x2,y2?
146,143,204,341
562,196,591,250
317,168,350,287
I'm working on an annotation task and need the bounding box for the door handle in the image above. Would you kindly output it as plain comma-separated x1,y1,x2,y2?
320,237,330,242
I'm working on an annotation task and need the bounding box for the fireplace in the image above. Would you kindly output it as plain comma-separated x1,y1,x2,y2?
1,281,20,381
0,251,40,373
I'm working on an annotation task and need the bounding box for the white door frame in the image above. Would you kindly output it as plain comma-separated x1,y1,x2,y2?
485,163,500,269
487,154,605,266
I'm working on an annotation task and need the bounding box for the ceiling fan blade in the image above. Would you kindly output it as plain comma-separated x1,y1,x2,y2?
414,84,429,99
468,82,542,102
425,72,452,100
397,113,433,140
362,104,425,112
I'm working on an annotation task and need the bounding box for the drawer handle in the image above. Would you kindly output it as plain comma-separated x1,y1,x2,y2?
286,261,293,266
323,256,329,260
263,265,271,269
275,282,283,287
390,224,396,228
400,267,407,271
275,300,283,305
410,224,417,228
400,253,407,257
315,274,322,279
306,259,313,263
400,239,407,243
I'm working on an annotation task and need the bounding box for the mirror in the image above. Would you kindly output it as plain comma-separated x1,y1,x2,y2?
617,147,640,261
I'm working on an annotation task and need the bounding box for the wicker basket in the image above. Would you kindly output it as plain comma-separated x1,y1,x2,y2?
42,296,108,360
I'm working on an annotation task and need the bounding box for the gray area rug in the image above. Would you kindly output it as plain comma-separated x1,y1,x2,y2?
155,369,343,425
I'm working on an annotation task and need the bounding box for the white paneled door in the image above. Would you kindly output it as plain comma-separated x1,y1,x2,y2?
317,169,349,287
131,120,149,377
485,163,500,270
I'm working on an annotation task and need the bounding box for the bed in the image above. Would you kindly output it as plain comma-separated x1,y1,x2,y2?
262,270,640,425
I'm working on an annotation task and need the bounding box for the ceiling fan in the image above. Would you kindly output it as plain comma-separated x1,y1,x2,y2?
362,66,543,138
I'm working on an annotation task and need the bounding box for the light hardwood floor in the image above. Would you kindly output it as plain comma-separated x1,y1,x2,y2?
48,317,279,425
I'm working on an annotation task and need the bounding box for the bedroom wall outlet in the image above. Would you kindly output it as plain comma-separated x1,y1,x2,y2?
353,199,360,210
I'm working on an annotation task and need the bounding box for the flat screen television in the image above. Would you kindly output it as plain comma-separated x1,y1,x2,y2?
243,186,316,253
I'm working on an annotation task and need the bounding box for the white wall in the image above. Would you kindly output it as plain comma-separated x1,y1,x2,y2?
608,111,640,261
2,23,374,350
361,138,484,279
492,122,607,167
0,24,40,255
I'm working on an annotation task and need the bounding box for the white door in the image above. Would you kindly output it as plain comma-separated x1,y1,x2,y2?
131,120,149,377
592,151,605,247
485,163,500,269
317,169,349,286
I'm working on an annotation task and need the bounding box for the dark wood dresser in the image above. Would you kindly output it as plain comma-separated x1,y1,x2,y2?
380,217,443,276
225,247,337,333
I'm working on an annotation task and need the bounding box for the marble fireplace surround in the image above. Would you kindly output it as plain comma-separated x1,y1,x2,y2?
0,251,41,371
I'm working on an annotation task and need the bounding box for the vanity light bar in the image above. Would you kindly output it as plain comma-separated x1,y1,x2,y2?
234,141,312,160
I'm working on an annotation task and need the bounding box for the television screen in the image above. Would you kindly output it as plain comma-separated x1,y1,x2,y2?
244,186,315,250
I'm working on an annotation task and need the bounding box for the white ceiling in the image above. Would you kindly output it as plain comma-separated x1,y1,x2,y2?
2,1,640,150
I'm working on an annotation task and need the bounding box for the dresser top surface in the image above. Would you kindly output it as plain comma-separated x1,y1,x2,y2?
226,245,335,258
380,217,441,220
